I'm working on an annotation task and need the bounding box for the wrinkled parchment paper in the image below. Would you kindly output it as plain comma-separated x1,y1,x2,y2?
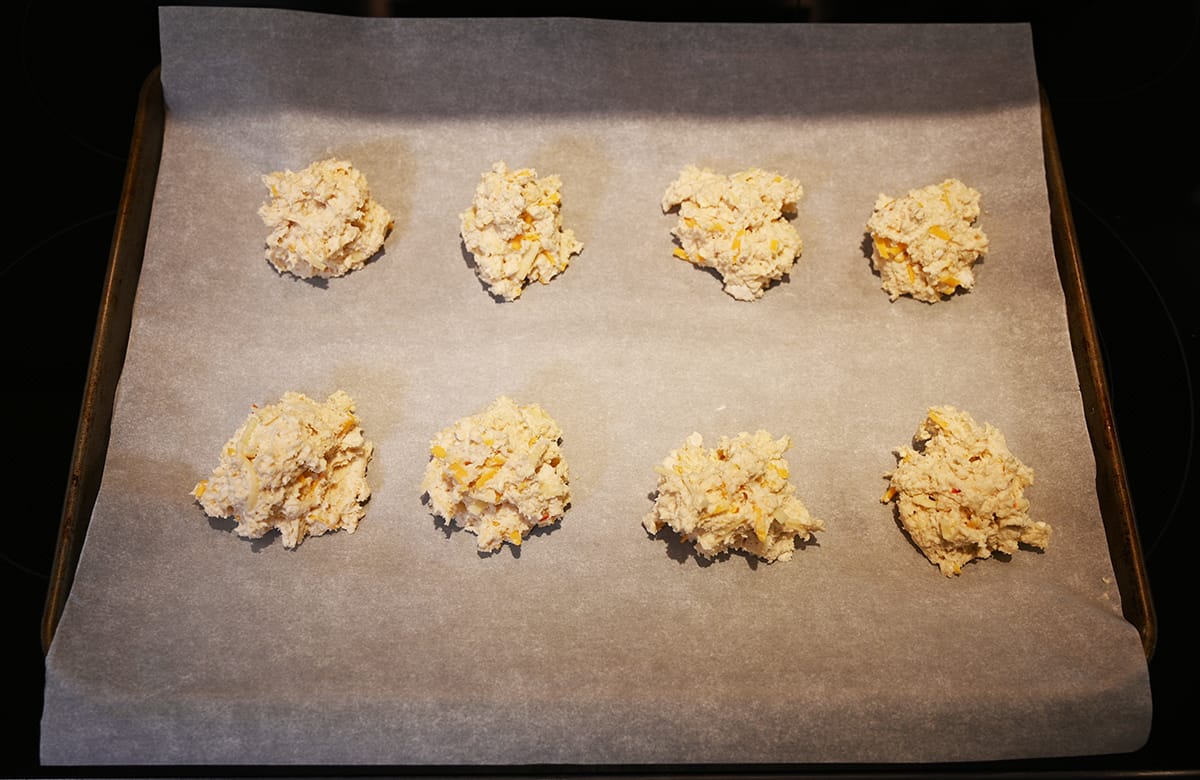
41,6,1151,765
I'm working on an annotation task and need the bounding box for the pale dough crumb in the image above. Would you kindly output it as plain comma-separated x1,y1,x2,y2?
421,396,570,552
459,161,584,300
192,390,374,549
866,178,988,303
662,165,803,301
259,158,393,279
644,430,823,562
882,405,1049,576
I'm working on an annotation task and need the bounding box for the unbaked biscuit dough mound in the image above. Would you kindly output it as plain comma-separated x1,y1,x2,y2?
643,431,823,562
459,161,584,301
882,405,1049,576
259,158,393,279
421,396,570,552
866,178,989,303
661,165,804,301
191,390,374,549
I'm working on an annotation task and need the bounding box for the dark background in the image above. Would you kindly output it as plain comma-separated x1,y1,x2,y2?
5,1,1197,776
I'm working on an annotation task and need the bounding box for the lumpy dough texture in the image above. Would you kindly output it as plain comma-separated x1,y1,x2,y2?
421,396,570,552
661,166,803,301
191,391,374,549
459,161,584,301
643,431,823,562
883,405,1050,576
866,178,989,303
259,158,393,279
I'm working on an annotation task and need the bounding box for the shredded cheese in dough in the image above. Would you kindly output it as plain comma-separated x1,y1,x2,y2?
258,158,393,279
866,178,988,303
459,161,584,301
191,391,374,549
883,405,1049,576
643,431,823,562
421,396,570,552
662,166,804,301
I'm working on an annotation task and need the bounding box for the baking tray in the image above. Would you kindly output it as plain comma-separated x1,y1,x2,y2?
41,66,1155,662
39,46,1158,768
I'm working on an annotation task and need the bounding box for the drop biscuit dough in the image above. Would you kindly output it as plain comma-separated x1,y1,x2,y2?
258,158,393,279
459,161,584,300
422,396,571,552
866,178,988,303
662,165,804,301
191,390,374,549
644,430,823,562
882,405,1050,576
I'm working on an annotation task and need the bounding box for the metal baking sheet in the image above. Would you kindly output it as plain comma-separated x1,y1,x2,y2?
41,8,1153,767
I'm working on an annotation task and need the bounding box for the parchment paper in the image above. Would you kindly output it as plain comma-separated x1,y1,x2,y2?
41,6,1152,766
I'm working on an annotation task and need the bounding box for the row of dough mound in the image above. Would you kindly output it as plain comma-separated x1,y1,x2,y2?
258,157,990,304
192,392,1050,577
